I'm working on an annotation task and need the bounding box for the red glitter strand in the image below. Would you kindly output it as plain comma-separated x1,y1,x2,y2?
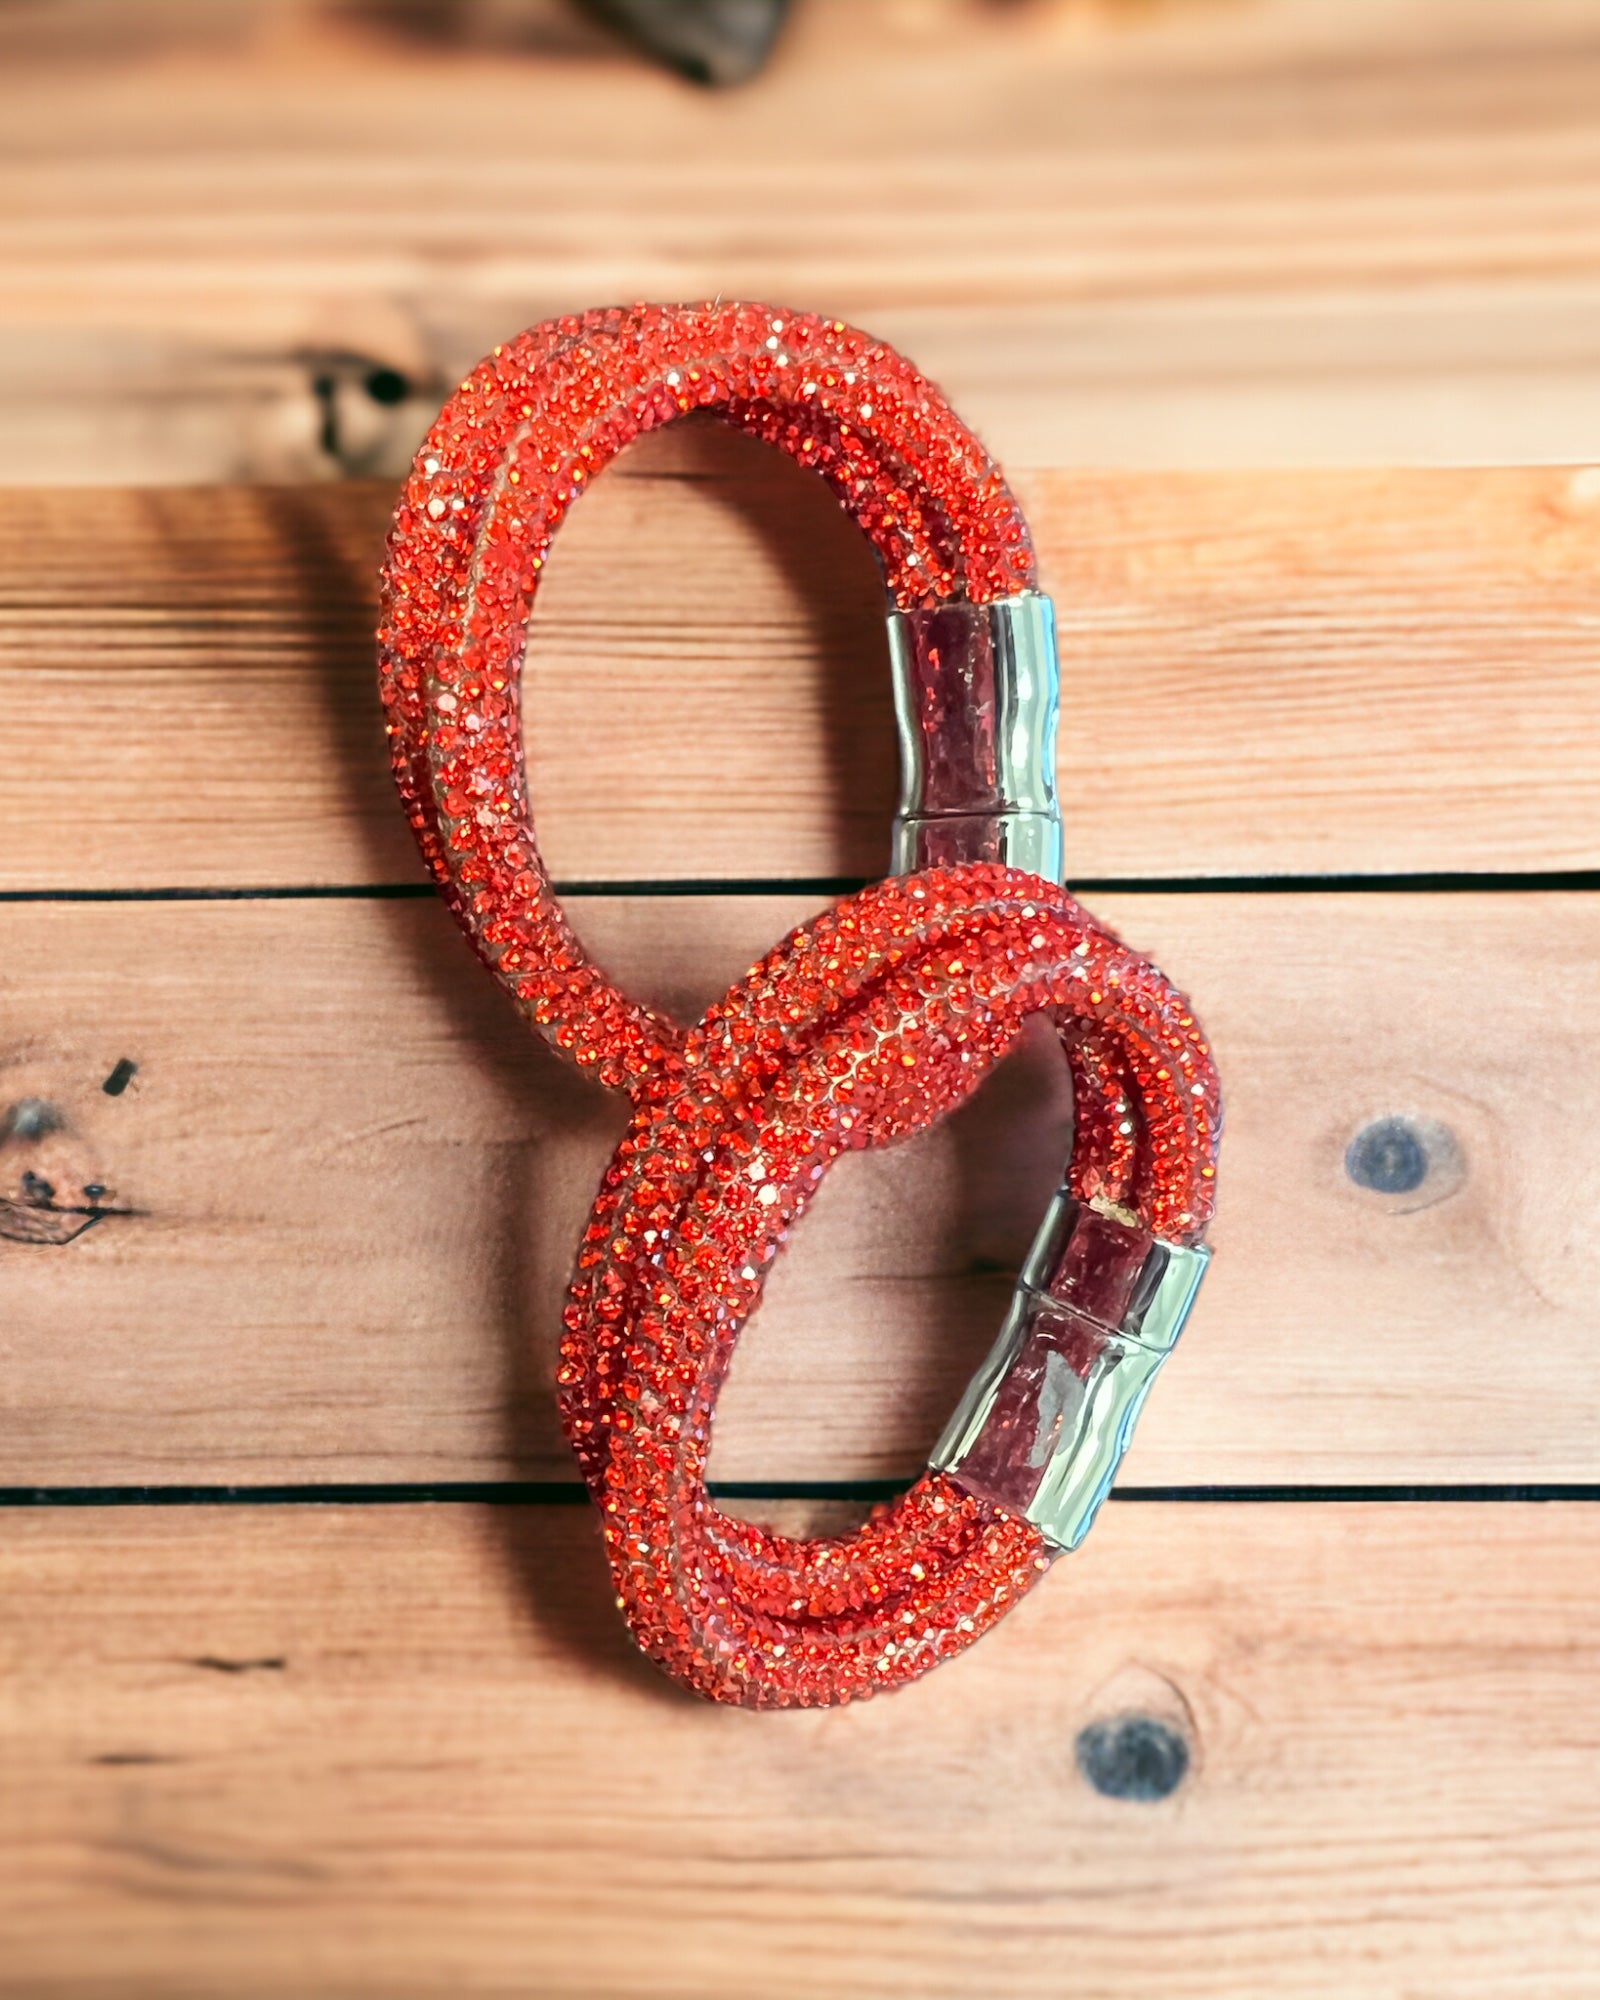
378,302,1221,1707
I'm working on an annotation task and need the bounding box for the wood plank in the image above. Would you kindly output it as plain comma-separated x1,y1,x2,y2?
4,1,1600,477
6,455,1600,888
2,1500,1597,1997
4,888,1598,1487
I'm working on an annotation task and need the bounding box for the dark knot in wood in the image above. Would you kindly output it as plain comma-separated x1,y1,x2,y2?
1075,1713,1191,1802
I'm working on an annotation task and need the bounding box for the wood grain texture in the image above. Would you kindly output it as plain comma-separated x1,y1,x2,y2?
4,0,1600,478
2,1500,1598,1999
7,450,1600,888
4,888,1598,1486
7,6,1598,1993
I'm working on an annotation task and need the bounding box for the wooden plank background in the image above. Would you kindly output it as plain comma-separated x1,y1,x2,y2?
7,450,1600,887
6,1503,1600,2000
5,0,1600,481
5,888,1600,1489
3,2,1600,1996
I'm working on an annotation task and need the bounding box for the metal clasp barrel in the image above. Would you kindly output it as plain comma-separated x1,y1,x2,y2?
887,593,1211,1553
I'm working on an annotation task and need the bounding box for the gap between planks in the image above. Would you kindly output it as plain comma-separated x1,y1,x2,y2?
5,869,1600,902
5,1481,1600,1507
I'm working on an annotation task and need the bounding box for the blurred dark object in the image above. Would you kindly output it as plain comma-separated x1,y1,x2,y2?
579,0,793,85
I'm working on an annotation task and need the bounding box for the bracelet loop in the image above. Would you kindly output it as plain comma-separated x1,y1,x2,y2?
379,300,1039,1088
560,864,1218,1705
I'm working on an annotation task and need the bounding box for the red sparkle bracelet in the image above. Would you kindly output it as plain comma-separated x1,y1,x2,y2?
379,302,1221,1708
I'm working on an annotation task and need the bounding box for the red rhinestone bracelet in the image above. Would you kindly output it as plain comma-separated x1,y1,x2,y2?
379,302,1221,1708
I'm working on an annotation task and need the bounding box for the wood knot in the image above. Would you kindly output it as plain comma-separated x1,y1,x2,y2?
0,1073,137,1245
1075,1713,1190,1803
1343,1114,1463,1213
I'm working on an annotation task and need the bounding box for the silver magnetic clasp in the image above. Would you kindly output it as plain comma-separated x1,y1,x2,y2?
887,592,1063,884
931,1195,1210,1551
